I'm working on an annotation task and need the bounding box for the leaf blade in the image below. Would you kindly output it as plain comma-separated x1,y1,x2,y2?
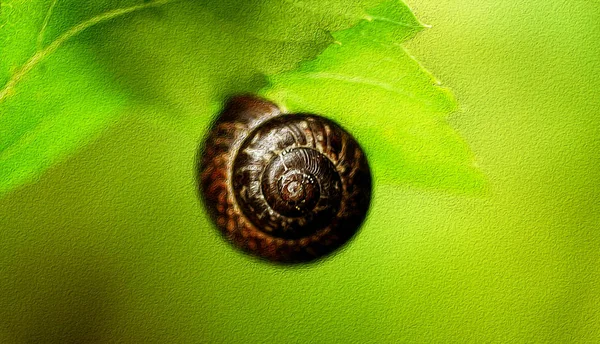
260,0,486,192
0,46,127,194
0,0,178,195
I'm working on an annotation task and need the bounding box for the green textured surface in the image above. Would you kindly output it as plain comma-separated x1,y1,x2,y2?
1,0,599,343
259,1,486,191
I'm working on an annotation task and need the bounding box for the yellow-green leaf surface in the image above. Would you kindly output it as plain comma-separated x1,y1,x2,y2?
261,1,485,192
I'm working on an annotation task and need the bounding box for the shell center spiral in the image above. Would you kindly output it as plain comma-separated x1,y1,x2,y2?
232,116,345,239
279,171,312,203
268,168,320,217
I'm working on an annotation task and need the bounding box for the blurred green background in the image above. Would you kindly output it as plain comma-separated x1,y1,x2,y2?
1,0,599,342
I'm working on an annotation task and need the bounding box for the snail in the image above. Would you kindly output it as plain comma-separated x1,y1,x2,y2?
198,95,372,263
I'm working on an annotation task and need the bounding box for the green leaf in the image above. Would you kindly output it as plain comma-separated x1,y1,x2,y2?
260,0,486,193
87,0,405,125
0,0,484,197
0,0,178,195
0,0,386,197
1,0,405,197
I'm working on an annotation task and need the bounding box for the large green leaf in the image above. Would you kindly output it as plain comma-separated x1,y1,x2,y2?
261,1,486,192
0,0,398,196
0,0,484,197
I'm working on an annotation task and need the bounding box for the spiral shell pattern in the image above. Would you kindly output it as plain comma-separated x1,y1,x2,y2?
199,95,371,263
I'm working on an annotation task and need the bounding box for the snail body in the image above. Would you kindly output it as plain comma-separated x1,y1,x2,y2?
198,95,371,263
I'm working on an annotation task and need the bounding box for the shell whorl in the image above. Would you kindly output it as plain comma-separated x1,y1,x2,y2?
199,95,371,263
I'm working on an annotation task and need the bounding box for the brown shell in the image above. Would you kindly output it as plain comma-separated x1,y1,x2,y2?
198,95,371,263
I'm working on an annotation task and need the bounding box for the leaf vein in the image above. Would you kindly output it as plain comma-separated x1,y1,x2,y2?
0,0,181,107
365,15,426,29
37,0,58,50
303,71,422,103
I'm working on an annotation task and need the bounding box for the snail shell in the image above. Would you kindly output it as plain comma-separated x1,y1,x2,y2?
198,95,372,263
